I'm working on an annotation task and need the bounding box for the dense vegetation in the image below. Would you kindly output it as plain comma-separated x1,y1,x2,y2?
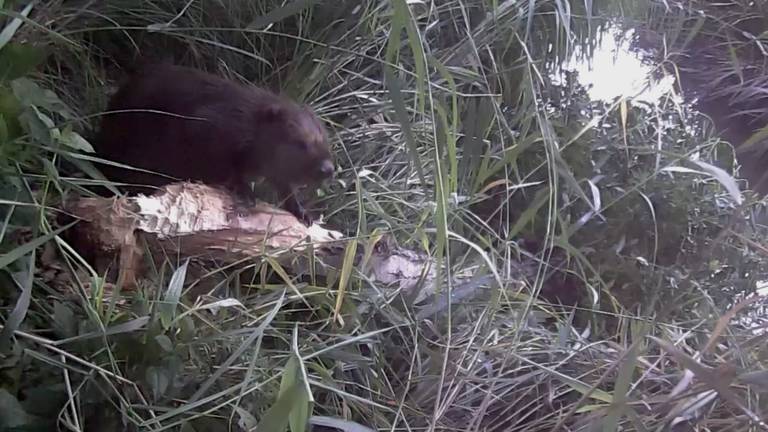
1,0,767,430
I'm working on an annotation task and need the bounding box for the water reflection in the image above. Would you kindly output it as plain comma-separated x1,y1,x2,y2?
554,26,676,105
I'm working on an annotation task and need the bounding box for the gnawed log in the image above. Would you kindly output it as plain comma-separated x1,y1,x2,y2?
62,182,344,290
57,182,525,322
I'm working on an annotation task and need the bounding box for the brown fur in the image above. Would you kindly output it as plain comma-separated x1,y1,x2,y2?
93,63,334,224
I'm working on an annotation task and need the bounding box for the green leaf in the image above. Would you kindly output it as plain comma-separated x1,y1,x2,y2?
334,237,358,321
430,58,459,193
393,0,427,112
11,78,71,118
59,126,94,152
20,384,66,418
17,107,53,144
177,314,196,343
0,42,47,82
280,354,311,432
433,140,448,297
508,187,550,239
0,114,9,158
56,316,150,345
384,67,425,186
234,406,258,431
146,366,170,401
155,334,174,352
256,323,313,432
41,157,60,185
255,382,305,432
0,86,21,139
602,336,644,432
0,114,8,143
63,155,121,195
690,159,743,205
0,252,33,353
52,301,76,338
159,259,189,329
0,389,30,429
384,3,425,186
0,221,72,270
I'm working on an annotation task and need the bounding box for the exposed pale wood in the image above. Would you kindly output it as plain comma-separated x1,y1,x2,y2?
64,182,344,291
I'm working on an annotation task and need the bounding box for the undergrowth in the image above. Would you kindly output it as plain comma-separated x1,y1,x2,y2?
1,1,767,431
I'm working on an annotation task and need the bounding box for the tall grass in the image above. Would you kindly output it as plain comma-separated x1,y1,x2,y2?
1,0,767,431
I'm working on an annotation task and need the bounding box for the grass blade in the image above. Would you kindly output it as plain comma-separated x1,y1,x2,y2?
188,289,285,403
159,258,189,329
0,0,34,51
0,221,74,270
0,250,34,352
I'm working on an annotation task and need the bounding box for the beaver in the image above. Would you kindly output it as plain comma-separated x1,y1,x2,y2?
93,63,334,224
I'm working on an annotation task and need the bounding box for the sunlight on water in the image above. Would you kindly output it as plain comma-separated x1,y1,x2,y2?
560,26,676,104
